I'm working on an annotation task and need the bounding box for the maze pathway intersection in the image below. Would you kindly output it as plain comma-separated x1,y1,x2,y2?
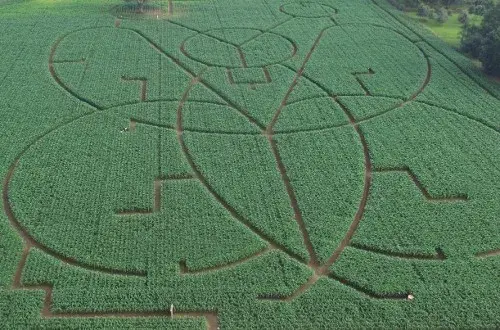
2,0,500,328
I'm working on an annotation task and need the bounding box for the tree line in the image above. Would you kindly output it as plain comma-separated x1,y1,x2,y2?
461,2,500,76
391,0,500,76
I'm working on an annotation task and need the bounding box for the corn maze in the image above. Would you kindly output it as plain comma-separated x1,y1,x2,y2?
0,0,499,328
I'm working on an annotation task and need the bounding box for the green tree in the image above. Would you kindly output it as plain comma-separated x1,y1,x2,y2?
124,0,173,15
123,0,148,13
441,0,464,5
461,25,483,57
458,9,470,25
168,0,173,15
436,7,449,23
134,0,147,12
428,8,438,19
461,3,500,75
467,0,494,15
479,5,500,75
417,3,431,17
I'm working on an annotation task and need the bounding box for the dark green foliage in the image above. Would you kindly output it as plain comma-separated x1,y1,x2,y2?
461,25,483,58
437,7,450,23
468,0,494,15
417,4,431,17
0,0,500,328
461,3,500,75
390,0,465,11
480,27,500,75
458,9,470,25
428,8,438,19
